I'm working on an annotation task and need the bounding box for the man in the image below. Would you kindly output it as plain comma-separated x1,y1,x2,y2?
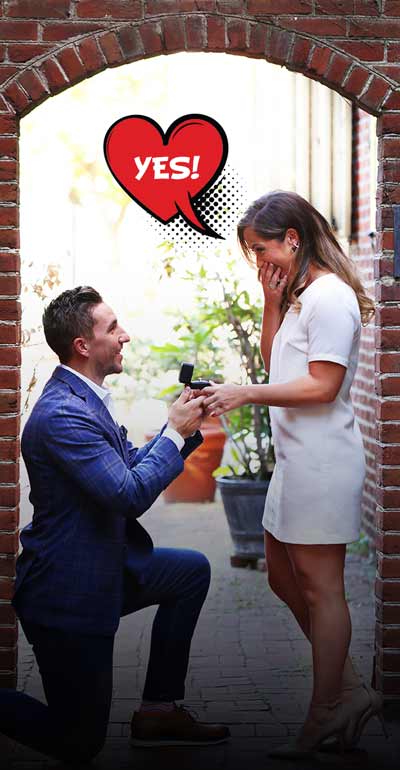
1,286,229,764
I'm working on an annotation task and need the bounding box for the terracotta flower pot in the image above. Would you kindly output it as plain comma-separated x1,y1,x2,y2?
145,416,226,503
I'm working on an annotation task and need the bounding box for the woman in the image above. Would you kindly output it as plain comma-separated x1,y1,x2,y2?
202,191,383,758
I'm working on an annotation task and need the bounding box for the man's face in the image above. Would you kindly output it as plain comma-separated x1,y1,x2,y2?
84,302,130,380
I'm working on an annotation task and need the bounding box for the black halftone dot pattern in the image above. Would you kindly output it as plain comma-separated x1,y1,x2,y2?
147,165,247,251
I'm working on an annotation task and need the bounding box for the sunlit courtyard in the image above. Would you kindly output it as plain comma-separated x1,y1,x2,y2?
20,51,355,527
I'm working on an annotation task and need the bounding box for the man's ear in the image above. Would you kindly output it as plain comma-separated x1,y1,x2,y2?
72,337,89,358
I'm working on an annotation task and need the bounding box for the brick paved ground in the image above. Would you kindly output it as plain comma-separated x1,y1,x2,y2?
1,499,399,769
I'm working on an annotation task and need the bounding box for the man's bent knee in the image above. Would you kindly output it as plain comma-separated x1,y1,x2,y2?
182,549,211,595
181,549,211,577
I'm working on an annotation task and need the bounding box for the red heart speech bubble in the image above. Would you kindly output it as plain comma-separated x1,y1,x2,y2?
104,114,228,238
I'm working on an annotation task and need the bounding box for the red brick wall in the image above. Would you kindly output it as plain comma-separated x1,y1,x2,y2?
0,1,400,698
375,112,400,696
351,106,376,544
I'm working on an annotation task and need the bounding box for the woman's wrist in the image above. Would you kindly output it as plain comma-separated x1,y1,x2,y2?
241,385,253,406
243,384,271,406
262,302,281,319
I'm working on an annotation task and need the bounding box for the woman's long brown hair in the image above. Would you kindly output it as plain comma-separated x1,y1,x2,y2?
238,190,375,326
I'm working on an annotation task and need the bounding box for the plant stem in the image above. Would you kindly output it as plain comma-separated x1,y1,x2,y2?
220,414,253,477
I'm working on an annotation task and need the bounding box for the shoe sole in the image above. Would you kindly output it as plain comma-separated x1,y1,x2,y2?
130,737,230,748
268,749,317,760
318,739,357,755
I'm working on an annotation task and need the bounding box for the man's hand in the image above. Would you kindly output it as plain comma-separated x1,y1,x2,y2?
168,387,206,438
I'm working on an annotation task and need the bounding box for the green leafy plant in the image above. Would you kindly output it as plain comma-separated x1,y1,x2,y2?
203,270,274,481
347,530,371,558
135,246,275,481
150,302,226,402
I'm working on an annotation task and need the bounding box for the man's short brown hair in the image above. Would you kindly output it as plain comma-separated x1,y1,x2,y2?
42,286,103,363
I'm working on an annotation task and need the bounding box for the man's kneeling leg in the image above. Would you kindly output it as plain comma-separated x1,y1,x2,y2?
123,548,230,746
21,621,114,763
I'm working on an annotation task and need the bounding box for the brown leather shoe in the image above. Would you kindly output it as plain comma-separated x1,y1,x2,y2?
130,705,231,747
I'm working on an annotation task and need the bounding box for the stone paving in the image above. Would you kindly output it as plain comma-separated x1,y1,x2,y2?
1,498,400,769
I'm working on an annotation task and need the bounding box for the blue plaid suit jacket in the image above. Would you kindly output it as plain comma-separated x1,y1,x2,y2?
13,366,203,636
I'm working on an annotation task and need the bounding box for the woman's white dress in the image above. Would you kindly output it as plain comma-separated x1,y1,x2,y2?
262,273,366,544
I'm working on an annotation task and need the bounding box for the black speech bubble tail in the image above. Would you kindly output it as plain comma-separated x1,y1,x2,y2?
176,191,225,240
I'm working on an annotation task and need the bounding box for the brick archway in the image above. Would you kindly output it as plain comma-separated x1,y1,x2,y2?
0,16,395,117
0,4,400,700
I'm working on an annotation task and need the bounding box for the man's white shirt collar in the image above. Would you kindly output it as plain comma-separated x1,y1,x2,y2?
59,365,184,451
60,364,116,420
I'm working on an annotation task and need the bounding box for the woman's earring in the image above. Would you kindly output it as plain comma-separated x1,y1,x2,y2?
291,243,298,253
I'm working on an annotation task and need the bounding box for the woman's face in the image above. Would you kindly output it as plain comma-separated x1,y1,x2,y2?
243,226,298,274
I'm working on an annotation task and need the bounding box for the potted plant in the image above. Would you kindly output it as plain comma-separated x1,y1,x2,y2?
191,258,274,567
155,248,275,564
122,298,227,503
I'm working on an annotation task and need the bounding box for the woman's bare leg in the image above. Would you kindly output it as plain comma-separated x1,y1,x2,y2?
284,542,350,705
265,531,310,636
264,532,361,691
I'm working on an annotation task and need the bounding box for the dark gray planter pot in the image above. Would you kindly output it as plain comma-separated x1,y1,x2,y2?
216,475,272,568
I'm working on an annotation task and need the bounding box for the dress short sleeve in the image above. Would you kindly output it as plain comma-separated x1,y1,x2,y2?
306,284,359,369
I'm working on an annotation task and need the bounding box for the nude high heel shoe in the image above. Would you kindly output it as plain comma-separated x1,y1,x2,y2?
341,683,388,749
268,700,348,760
319,682,389,754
